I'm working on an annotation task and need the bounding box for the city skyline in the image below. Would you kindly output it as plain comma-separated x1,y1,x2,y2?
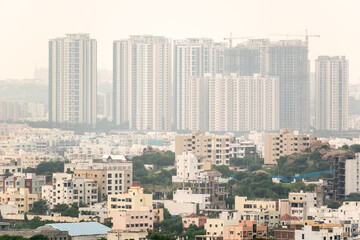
1,0,360,84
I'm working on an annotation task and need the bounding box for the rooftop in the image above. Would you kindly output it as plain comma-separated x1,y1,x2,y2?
45,222,111,236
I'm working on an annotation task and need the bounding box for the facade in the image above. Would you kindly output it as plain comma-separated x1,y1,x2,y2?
235,196,277,214
49,33,97,126
240,211,280,229
72,156,133,200
0,188,38,213
315,56,349,131
264,129,318,165
345,153,360,195
182,213,208,228
174,38,225,130
0,173,46,195
172,151,205,183
187,74,279,132
223,220,267,240
108,185,154,232
225,39,309,131
175,130,231,165
113,35,172,131
0,101,45,122
41,173,98,208
288,191,319,221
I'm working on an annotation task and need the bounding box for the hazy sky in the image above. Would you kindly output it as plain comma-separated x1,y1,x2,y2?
0,0,359,83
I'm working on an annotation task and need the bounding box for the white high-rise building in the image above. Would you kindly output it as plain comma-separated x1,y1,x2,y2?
315,56,349,131
113,35,172,131
345,153,360,195
188,74,279,132
49,33,97,126
174,38,225,130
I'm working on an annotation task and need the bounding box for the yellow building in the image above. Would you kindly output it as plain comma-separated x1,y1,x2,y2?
108,185,152,214
264,129,318,165
0,187,38,213
235,196,277,214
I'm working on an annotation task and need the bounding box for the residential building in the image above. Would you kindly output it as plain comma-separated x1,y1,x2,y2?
203,218,239,239
175,130,231,165
315,56,349,131
174,38,225,130
288,191,319,221
264,129,318,165
187,74,279,132
345,153,360,195
41,173,98,208
0,101,45,122
225,39,310,132
108,185,154,232
229,140,256,159
72,155,133,199
182,213,208,228
79,202,108,220
107,230,147,240
172,151,206,183
0,173,46,195
49,33,97,126
240,211,280,229
0,188,38,213
223,220,267,240
235,196,277,214
275,223,344,240
113,35,172,131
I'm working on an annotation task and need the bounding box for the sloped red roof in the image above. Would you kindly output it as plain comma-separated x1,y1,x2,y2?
188,213,198,217
280,214,299,221
45,182,53,185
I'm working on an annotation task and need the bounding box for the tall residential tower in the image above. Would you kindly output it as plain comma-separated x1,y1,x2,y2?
315,56,349,131
113,35,172,131
49,33,97,126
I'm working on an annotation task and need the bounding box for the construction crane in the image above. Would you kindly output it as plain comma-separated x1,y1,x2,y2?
269,29,320,49
224,33,254,47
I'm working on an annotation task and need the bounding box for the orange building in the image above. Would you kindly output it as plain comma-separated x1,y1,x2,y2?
223,220,267,240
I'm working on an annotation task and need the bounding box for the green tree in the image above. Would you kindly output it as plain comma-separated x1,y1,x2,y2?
350,144,360,153
30,200,49,215
346,193,360,201
326,201,342,209
29,235,49,240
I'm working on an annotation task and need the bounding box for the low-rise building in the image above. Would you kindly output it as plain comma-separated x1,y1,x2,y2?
0,187,38,213
42,173,98,208
235,196,277,214
240,210,280,229
223,220,267,240
264,129,318,165
182,213,208,228
289,191,319,221
0,173,46,195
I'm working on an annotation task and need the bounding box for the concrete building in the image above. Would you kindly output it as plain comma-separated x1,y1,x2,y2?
0,188,38,213
0,173,46,195
175,130,231,165
108,185,153,232
174,38,225,130
345,153,360,195
107,230,147,240
42,173,98,208
172,151,205,183
0,101,45,122
225,39,310,132
316,56,349,131
223,220,267,240
113,35,172,131
182,213,208,228
288,191,319,221
187,74,279,132
264,129,318,165
235,196,277,215
49,33,97,126
72,155,133,200
240,211,280,229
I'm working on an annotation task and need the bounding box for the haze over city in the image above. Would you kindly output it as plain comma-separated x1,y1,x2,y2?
1,0,360,83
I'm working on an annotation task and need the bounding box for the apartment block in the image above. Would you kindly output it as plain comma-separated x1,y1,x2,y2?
41,173,98,208
0,173,46,195
72,156,133,200
175,130,230,165
345,153,360,196
108,185,153,232
288,191,319,221
49,33,97,126
0,188,38,213
172,151,206,183
223,220,267,240
316,56,349,131
235,196,277,214
264,129,318,165
113,35,172,131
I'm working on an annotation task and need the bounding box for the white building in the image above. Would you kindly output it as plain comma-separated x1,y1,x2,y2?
294,225,343,240
289,191,318,221
187,74,279,132
315,56,349,131
172,151,205,183
113,35,172,131
42,173,98,208
174,38,225,130
345,153,360,195
49,33,97,126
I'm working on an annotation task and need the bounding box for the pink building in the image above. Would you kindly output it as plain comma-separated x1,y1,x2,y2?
223,220,267,240
110,206,153,231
